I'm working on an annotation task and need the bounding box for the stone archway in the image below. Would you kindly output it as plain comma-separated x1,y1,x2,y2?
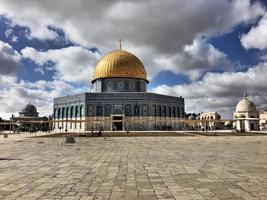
111,108,124,131
250,123,255,130
111,115,124,131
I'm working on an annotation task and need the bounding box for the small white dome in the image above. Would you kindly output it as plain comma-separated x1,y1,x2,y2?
236,96,256,112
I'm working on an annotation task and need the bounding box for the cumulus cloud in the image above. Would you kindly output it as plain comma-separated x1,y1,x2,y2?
21,46,100,83
151,64,267,118
0,75,88,119
0,0,266,119
158,38,231,80
0,40,20,75
0,9,58,40
0,0,265,79
241,13,267,50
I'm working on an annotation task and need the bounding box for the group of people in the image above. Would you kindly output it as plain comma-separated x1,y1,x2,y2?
91,126,104,136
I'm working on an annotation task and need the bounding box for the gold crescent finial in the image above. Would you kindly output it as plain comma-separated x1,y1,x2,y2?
119,39,122,50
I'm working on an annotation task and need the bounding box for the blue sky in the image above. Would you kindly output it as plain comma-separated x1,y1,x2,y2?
0,0,267,119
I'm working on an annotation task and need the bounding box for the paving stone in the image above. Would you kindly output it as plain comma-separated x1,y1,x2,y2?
0,135,267,199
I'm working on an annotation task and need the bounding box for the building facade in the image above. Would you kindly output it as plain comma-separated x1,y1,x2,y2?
53,48,185,132
259,111,267,130
198,112,222,130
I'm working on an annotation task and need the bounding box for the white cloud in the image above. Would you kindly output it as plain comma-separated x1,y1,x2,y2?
21,46,100,83
0,7,58,40
0,0,266,119
165,38,231,80
0,75,88,119
0,0,265,79
241,13,267,50
11,36,18,43
0,40,20,75
151,63,267,118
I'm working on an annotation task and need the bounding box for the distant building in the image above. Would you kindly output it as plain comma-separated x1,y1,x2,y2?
233,94,259,131
199,112,222,130
259,111,267,130
11,103,50,132
0,118,11,131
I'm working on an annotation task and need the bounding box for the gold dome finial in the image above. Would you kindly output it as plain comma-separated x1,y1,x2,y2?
119,39,122,50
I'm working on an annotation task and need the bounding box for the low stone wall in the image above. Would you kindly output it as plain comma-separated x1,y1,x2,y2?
35,131,193,137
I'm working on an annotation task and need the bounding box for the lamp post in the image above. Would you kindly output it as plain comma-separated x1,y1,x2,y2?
10,114,14,134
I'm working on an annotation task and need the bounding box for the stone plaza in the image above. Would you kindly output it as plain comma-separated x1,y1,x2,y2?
0,134,267,200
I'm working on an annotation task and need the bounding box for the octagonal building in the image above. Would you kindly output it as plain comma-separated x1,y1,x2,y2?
233,94,259,131
53,47,185,132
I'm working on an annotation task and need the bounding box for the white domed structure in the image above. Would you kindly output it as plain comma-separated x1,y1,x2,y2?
235,98,256,112
233,94,259,131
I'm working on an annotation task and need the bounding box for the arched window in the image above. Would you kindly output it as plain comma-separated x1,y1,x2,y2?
168,106,171,117
177,107,180,118
113,108,123,115
125,104,131,116
66,107,69,119
113,82,117,90
157,105,161,117
62,107,65,119
172,107,176,117
87,104,94,116
153,105,157,116
80,105,83,117
125,81,129,89
57,108,61,119
143,105,149,116
96,105,102,116
182,108,184,118
75,106,79,118
70,107,74,118
105,104,112,116
162,106,166,117
80,105,83,129
87,105,90,116
134,104,139,116
53,109,57,119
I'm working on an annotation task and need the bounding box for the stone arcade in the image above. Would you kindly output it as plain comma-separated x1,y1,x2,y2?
53,47,185,132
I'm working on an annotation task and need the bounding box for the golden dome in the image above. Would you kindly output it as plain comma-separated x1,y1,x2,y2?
92,49,147,82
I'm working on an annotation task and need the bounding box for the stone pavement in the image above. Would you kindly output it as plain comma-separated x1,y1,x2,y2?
0,135,267,200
